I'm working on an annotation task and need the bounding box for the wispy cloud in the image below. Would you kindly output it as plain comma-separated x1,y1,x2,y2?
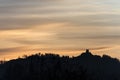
0,0,120,59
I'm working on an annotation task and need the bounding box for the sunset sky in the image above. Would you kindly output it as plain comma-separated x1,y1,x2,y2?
0,0,120,60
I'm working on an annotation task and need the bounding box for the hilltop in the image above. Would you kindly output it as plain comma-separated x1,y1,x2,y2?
0,50,120,80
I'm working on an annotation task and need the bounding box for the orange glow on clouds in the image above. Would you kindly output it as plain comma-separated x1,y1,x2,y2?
0,0,120,60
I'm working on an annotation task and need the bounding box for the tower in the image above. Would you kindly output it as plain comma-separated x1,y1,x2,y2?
80,49,92,57
86,49,90,53
84,49,92,55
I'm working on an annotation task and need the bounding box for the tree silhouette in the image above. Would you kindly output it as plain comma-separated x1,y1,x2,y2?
0,50,119,80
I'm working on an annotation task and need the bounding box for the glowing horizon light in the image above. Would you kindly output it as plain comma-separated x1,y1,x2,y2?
0,0,120,60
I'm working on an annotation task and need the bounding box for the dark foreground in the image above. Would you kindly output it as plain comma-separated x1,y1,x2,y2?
0,50,120,80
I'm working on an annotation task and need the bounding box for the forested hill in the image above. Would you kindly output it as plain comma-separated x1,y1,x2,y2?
0,50,120,80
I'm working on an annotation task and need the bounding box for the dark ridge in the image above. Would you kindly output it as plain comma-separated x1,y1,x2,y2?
0,50,120,80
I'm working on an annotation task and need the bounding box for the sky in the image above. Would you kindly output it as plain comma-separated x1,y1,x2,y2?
0,0,120,60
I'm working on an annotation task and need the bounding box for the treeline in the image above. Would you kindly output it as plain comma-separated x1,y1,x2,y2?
0,50,120,80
